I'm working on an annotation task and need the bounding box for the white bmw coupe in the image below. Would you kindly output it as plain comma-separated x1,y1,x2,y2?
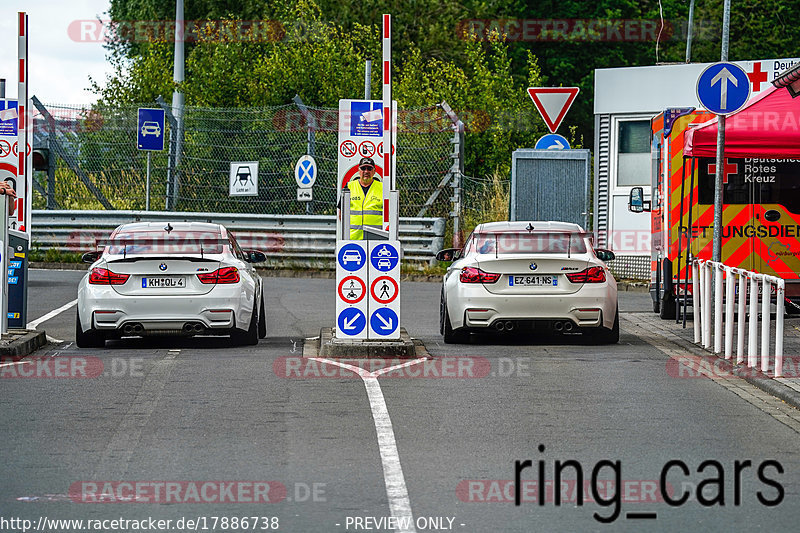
437,221,619,344
76,222,266,347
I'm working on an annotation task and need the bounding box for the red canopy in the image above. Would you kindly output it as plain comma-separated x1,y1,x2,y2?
684,85,800,157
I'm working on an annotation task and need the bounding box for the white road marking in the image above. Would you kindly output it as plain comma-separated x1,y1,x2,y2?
27,299,77,330
310,357,427,533
0,361,31,368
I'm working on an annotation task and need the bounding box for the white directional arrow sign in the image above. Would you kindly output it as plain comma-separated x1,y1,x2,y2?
710,67,738,110
376,313,392,330
343,314,359,330
696,62,750,115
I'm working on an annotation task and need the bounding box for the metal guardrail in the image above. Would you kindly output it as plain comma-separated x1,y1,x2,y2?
693,259,786,377
30,210,446,268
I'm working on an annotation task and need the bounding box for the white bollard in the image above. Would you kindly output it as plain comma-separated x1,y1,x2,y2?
724,267,734,359
714,263,724,354
775,281,785,378
703,262,712,349
748,274,758,368
761,278,771,374
736,273,746,364
693,261,701,344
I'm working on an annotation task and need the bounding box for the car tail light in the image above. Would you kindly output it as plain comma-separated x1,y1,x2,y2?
88,267,130,285
459,267,501,284
566,266,606,284
197,266,240,284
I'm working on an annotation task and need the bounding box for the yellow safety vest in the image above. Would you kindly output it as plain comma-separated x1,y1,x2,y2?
347,178,383,240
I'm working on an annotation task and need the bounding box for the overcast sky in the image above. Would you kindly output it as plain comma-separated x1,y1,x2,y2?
0,0,116,106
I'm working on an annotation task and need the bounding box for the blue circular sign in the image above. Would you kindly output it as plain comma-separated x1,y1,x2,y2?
295,155,317,187
338,243,366,272
338,308,366,335
370,244,399,271
696,62,751,115
370,308,398,335
535,134,570,150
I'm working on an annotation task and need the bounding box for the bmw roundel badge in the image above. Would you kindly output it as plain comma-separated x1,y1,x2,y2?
159,263,168,271
529,262,537,271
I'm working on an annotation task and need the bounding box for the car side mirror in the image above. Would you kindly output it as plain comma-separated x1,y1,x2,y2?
595,249,616,262
247,250,267,263
628,187,651,213
435,248,461,262
82,250,102,264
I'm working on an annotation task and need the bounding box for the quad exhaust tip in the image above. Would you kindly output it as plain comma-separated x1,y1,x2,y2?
182,322,206,334
122,323,144,335
494,321,516,332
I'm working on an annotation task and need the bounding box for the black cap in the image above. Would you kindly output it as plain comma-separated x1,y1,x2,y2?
358,157,375,168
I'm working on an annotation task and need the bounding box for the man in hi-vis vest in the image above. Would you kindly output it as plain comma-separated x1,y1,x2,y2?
346,157,383,240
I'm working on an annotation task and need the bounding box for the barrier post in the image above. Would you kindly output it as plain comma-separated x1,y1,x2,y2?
714,263,723,354
0,194,7,336
703,262,712,348
761,277,771,373
692,261,701,344
775,280,785,377
748,274,758,368
724,266,734,359
340,190,350,241
736,273,746,363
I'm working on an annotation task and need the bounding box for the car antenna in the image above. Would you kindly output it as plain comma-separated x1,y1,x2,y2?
526,223,534,232
164,223,173,233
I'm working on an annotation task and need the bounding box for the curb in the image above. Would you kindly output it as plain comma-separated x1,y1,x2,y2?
0,330,48,360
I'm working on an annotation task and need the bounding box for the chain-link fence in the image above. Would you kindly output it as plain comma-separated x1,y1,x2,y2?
31,98,460,219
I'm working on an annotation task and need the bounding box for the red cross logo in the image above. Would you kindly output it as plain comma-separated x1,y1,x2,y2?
708,160,738,184
747,62,768,92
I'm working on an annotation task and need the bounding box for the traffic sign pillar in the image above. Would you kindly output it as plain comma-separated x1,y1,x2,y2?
0,192,7,335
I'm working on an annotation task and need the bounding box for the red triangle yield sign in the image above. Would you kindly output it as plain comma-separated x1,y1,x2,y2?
527,87,580,133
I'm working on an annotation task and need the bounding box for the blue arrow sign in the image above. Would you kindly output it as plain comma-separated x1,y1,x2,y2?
696,62,751,115
338,308,366,335
370,308,398,335
535,134,570,150
370,243,399,271
137,108,165,151
338,243,366,272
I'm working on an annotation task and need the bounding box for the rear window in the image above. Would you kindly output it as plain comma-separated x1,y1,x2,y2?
105,230,225,255
468,232,588,255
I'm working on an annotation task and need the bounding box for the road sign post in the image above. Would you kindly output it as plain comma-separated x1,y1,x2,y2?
367,241,400,339
295,154,316,212
696,61,750,264
336,241,369,339
137,108,165,211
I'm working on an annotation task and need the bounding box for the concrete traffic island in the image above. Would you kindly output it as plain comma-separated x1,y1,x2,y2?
0,329,47,359
305,327,428,359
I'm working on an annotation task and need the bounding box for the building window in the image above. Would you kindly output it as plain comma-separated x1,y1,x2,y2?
616,120,650,187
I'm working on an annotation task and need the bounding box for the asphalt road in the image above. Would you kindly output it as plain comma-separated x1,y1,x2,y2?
1,270,799,532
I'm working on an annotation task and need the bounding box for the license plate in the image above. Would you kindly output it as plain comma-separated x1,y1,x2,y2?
509,275,557,287
142,277,186,288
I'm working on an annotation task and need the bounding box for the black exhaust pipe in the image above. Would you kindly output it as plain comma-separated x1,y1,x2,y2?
495,321,505,331
505,321,515,331
553,321,564,332
564,322,574,332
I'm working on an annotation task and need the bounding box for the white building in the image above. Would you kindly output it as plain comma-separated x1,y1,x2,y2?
593,57,799,278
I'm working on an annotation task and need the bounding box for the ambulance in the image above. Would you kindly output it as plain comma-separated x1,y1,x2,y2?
629,99,800,319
